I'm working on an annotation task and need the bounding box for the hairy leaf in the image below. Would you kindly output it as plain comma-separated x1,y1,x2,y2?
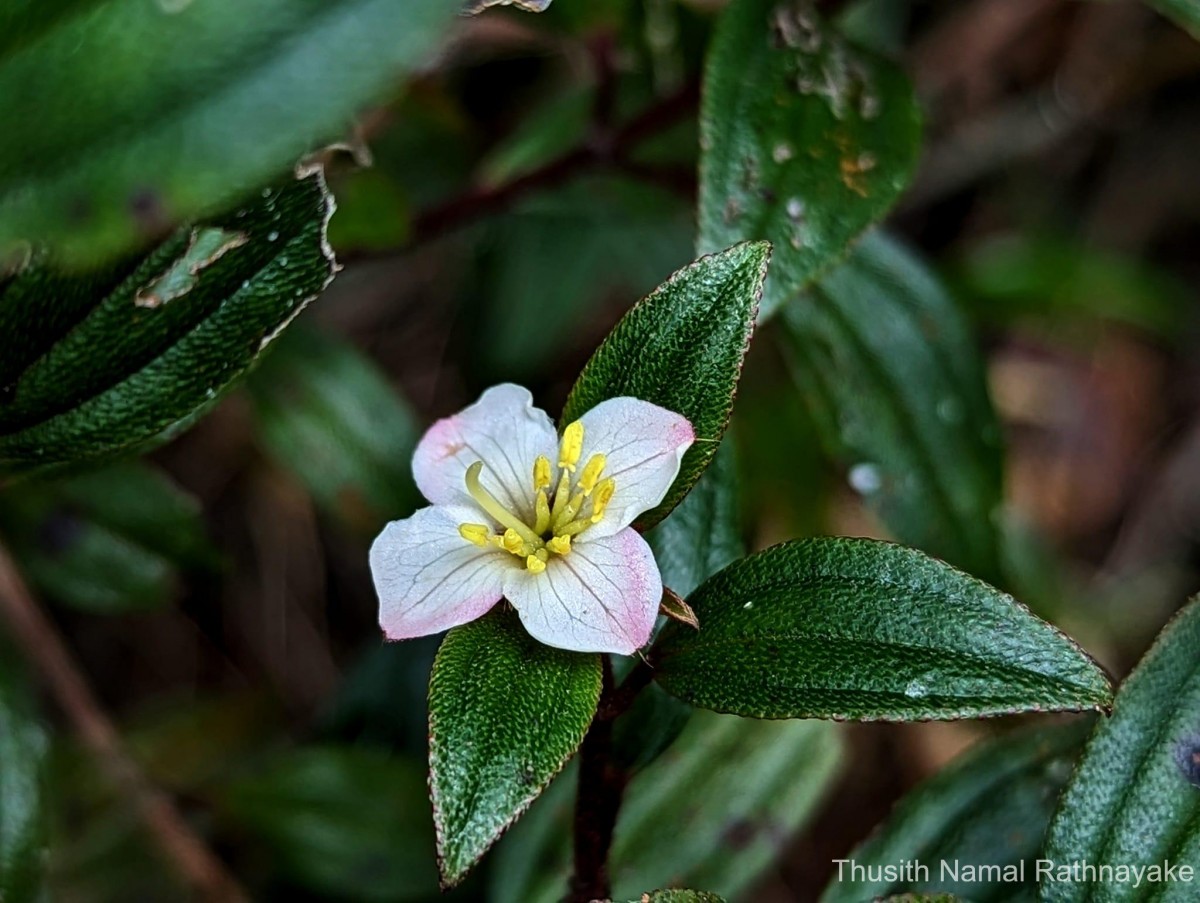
653,538,1112,720
698,0,921,320
428,608,601,888
623,892,726,903
1042,596,1200,902
562,242,770,531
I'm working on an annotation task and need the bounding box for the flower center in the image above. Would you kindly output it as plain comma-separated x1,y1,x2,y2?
456,419,615,573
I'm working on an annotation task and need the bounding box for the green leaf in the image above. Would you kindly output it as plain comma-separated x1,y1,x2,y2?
0,0,456,266
820,722,1090,903
1148,0,1200,40
428,608,602,888
781,231,1006,585
561,242,770,531
0,169,335,477
247,326,420,533
491,711,842,903
0,461,216,614
218,746,439,902
623,892,727,903
698,0,921,320
1042,596,1200,902
0,656,46,903
653,538,1113,721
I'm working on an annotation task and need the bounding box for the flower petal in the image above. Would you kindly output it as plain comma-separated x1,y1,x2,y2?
371,505,513,640
504,527,661,654
576,397,694,538
412,383,558,520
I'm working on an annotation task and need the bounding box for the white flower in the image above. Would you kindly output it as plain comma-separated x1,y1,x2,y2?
370,384,694,654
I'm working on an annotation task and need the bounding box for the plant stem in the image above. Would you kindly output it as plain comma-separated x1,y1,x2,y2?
0,542,248,902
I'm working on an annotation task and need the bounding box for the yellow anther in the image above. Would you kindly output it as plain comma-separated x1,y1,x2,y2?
526,554,547,574
533,455,553,491
558,420,584,471
458,523,491,547
534,490,551,535
501,528,526,555
590,478,615,522
578,454,607,494
546,535,571,555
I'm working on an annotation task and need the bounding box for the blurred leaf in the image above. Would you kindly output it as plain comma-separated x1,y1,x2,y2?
1042,596,1200,901
1148,0,1200,40
653,538,1113,720
428,607,601,888
478,90,591,188
0,461,217,614
781,231,1006,585
820,721,1090,902
0,170,336,477
0,656,46,903
0,0,457,266
474,176,694,378
698,0,921,320
610,682,694,776
219,746,439,902
326,169,411,254
247,326,420,533
491,710,843,903
562,241,770,531
950,232,1188,338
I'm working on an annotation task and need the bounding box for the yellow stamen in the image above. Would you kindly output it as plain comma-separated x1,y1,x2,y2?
501,528,526,555
554,491,586,531
458,523,491,547
533,455,552,491
578,454,606,494
549,469,571,523
546,535,571,555
556,518,594,537
465,461,541,547
526,554,547,574
558,421,584,471
590,478,615,522
535,548,549,562
534,490,551,535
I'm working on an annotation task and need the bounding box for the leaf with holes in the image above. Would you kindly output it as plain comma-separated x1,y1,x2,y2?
1042,595,1200,902
698,0,921,320
0,168,335,477
428,607,601,888
562,242,769,531
653,538,1112,721
0,0,456,265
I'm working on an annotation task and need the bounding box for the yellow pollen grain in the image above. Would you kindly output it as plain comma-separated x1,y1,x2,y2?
546,535,571,555
558,420,584,471
533,455,552,491
458,523,491,547
578,454,606,494
526,553,547,574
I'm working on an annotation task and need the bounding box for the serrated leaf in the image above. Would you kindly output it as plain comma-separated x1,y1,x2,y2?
1042,596,1200,902
429,607,601,888
491,711,842,903
0,656,46,903
0,1,456,265
0,461,216,614
623,892,727,903
821,722,1090,903
218,746,439,902
1148,0,1200,40
781,231,1006,585
653,538,1112,721
561,242,769,531
698,0,921,320
247,326,420,533
0,169,335,477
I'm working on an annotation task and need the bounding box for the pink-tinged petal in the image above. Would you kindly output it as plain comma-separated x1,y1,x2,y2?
412,384,558,520
576,397,694,539
371,505,513,640
504,527,661,654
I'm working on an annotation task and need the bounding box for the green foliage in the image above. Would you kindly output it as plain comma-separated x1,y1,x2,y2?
219,746,439,901
562,241,770,531
821,722,1090,902
0,170,335,477
0,0,457,265
247,326,420,533
491,711,842,903
782,231,1006,584
623,892,727,903
428,608,602,888
0,461,216,614
0,657,46,903
1042,596,1200,902
698,0,921,320
653,538,1112,720
1149,0,1200,39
